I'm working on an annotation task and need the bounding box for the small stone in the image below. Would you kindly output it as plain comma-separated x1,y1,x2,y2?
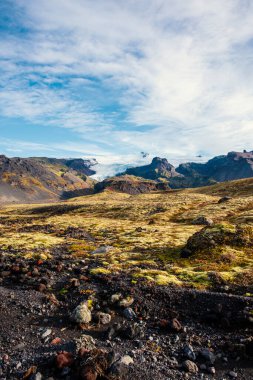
208,367,216,374
91,246,113,254
70,278,80,287
119,355,134,365
111,293,122,303
218,196,231,203
38,283,47,293
119,297,134,308
228,371,238,378
41,329,52,339
97,312,111,325
71,302,92,324
123,307,136,320
16,362,22,369
35,373,43,380
199,348,216,364
192,216,214,226
75,334,96,351
56,352,74,369
51,337,62,345
183,360,199,373
170,318,182,332
183,344,196,361
121,322,144,339
2,354,9,363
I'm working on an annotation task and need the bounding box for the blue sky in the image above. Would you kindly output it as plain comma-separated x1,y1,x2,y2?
1,0,253,166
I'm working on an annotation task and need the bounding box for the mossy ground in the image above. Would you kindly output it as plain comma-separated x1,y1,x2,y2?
1,178,253,289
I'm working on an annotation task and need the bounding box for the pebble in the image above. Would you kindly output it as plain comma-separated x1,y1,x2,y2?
183,344,196,361
208,366,216,374
119,355,134,365
182,360,199,373
97,312,111,325
111,293,122,303
199,348,216,364
119,297,134,308
75,334,96,351
170,318,182,332
16,362,22,369
56,352,74,369
123,307,136,320
228,371,238,378
14,342,25,350
71,302,92,324
91,246,113,254
41,329,52,339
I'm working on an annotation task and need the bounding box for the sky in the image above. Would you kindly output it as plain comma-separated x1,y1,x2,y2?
1,0,253,168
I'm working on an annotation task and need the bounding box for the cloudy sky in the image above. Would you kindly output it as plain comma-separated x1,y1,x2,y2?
1,0,253,166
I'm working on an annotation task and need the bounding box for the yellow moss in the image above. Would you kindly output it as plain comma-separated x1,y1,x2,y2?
1,177,253,288
155,274,182,286
0,233,63,250
90,267,111,275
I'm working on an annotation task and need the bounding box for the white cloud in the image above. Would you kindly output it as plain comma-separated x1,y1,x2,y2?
1,0,253,162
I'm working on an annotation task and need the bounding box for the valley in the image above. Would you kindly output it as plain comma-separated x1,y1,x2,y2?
0,179,252,379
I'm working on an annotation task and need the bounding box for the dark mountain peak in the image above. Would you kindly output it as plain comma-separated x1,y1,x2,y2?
174,150,253,187
64,158,97,176
122,157,180,181
227,150,253,160
151,156,168,165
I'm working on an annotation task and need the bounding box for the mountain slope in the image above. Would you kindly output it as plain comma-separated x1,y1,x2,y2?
124,157,181,180
176,151,253,183
120,151,253,189
94,174,170,195
30,157,97,176
0,155,95,203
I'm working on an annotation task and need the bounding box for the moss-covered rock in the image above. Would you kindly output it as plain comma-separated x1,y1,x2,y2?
181,223,253,257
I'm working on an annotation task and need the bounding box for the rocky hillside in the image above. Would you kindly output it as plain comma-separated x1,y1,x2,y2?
121,151,253,189
177,151,253,183
31,157,97,176
124,157,181,181
94,175,170,195
0,155,95,203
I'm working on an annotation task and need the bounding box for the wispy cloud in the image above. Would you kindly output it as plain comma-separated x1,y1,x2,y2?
1,0,253,162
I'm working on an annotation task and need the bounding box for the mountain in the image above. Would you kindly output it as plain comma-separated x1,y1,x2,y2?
30,157,97,176
1,150,253,202
124,157,182,181
174,151,253,187
0,155,95,203
119,151,253,189
94,175,170,195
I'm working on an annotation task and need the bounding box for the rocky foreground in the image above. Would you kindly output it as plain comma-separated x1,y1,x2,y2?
0,252,253,380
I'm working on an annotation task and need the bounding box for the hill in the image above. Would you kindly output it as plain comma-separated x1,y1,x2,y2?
124,157,181,180
0,155,95,203
94,174,170,194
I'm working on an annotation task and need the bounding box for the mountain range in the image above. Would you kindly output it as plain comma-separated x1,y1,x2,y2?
0,150,253,202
